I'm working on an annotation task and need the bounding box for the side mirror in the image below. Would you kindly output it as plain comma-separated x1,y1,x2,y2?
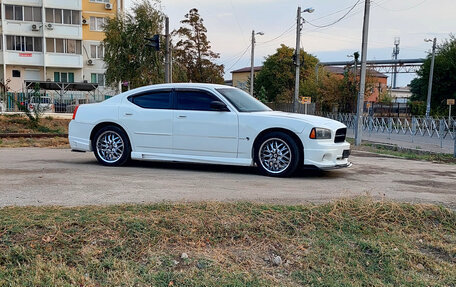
210,101,229,111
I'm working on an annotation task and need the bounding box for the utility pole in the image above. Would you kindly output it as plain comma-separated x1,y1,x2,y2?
164,16,170,83
293,7,314,113
425,37,436,118
250,30,255,96
392,37,400,89
169,45,173,83
353,52,359,113
293,7,302,113
355,0,371,146
249,30,264,96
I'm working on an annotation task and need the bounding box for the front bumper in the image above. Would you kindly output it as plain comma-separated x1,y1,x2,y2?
319,161,352,170
302,140,351,169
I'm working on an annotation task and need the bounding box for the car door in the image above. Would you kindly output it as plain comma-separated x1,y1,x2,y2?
173,89,239,158
119,89,173,154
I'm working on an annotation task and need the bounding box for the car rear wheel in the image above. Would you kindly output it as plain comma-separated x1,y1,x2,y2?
93,126,130,166
254,132,301,177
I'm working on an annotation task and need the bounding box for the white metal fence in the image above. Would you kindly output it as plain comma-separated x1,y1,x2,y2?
325,113,456,140
0,90,115,113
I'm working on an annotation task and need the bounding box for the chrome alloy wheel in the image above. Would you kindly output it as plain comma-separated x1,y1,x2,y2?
258,138,292,174
96,131,125,163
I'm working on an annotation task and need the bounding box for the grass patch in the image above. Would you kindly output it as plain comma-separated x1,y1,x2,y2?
0,137,69,148
0,198,455,286
0,114,69,134
347,138,456,164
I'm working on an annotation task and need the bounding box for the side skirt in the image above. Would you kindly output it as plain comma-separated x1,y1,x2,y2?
131,152,253,167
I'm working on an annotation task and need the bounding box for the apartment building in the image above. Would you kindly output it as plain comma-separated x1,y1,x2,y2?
0,0,123,93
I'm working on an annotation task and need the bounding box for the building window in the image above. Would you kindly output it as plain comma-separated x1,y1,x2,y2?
46,38,82,54
45,8,81,25
54,72,75,83
89,17,106,31
90,44,104,59
6,35,42,52
12,70,21,78
24,6,42,22
5,5,41,22
91,73,105,86
5,5,23,21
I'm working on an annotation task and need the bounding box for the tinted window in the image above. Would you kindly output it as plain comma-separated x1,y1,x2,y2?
130,91,172,109
177,91,220,111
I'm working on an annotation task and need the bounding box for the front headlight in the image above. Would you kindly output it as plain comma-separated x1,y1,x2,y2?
309,127,332,139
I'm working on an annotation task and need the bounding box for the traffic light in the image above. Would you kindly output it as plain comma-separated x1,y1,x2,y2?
145,35,160,51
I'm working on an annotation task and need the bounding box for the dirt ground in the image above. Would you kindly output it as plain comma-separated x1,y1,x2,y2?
0,148,455,208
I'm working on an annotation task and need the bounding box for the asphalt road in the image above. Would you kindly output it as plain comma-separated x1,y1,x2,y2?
0,148,455,208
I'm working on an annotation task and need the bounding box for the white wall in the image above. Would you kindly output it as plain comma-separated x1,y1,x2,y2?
45,53,82,68
44,0,81,10
5,51,44,66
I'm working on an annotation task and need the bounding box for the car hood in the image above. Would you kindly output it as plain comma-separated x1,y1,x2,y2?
252,111,346,129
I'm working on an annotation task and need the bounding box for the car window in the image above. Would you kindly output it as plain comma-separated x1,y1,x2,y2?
176,90,220,111
216,88,271,112
130,91,172,109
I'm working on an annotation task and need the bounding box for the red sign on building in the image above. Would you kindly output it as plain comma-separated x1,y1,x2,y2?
19,53,33,57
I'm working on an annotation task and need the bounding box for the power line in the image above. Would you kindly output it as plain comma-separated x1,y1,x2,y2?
372,0,427,12
225,44,251,71
305,0,362,29
229,0,248,46
257,22,296,45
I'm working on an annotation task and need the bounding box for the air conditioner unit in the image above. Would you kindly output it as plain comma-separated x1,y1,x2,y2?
87,59,94,66
82,18,88,25
31,24,39,31
46,23,54,30
105,3,113,10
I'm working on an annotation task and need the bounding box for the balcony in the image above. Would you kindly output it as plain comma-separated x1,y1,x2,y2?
4,51,44,66
45,0,81,10
45,53,83,68
2,0,42,6
3,21,44,37
44,23,82,40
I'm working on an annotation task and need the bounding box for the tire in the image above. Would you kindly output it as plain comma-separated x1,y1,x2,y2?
92,125,131,166
254,131,301,177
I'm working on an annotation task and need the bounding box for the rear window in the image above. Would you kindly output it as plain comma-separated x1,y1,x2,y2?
129,91,172,109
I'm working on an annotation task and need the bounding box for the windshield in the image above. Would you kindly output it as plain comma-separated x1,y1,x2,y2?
216,88,271,112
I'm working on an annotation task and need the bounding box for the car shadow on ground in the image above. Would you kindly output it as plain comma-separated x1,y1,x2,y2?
122,160,335,179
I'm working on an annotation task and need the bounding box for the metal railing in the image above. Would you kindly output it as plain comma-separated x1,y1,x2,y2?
325,113,456,140
0,91,114,113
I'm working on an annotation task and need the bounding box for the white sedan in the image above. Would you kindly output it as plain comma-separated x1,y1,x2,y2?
69,83,351,177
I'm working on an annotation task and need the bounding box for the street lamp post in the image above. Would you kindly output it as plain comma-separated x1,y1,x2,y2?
425,37,437,118
250,30,264,96
293,7,314,113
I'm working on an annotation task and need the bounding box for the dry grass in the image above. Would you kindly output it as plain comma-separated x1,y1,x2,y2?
0,114,69,134
0,198,455,286
0,137,69,148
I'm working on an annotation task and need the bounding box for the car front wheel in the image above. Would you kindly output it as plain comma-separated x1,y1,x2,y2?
93,126,130,166
254,132,301,177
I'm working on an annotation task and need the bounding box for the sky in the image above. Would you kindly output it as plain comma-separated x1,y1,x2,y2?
124,0,455,87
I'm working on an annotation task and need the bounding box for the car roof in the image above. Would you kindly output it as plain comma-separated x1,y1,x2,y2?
133,83,233,91
103,83,236,103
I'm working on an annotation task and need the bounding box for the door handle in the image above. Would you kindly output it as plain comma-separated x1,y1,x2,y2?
125,113,133,116
177,115,187,119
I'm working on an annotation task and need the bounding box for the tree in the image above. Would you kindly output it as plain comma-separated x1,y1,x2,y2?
173,8,224,84
254,45,319,103
410,35,456,116
103,0,166,89
15,83,45,128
